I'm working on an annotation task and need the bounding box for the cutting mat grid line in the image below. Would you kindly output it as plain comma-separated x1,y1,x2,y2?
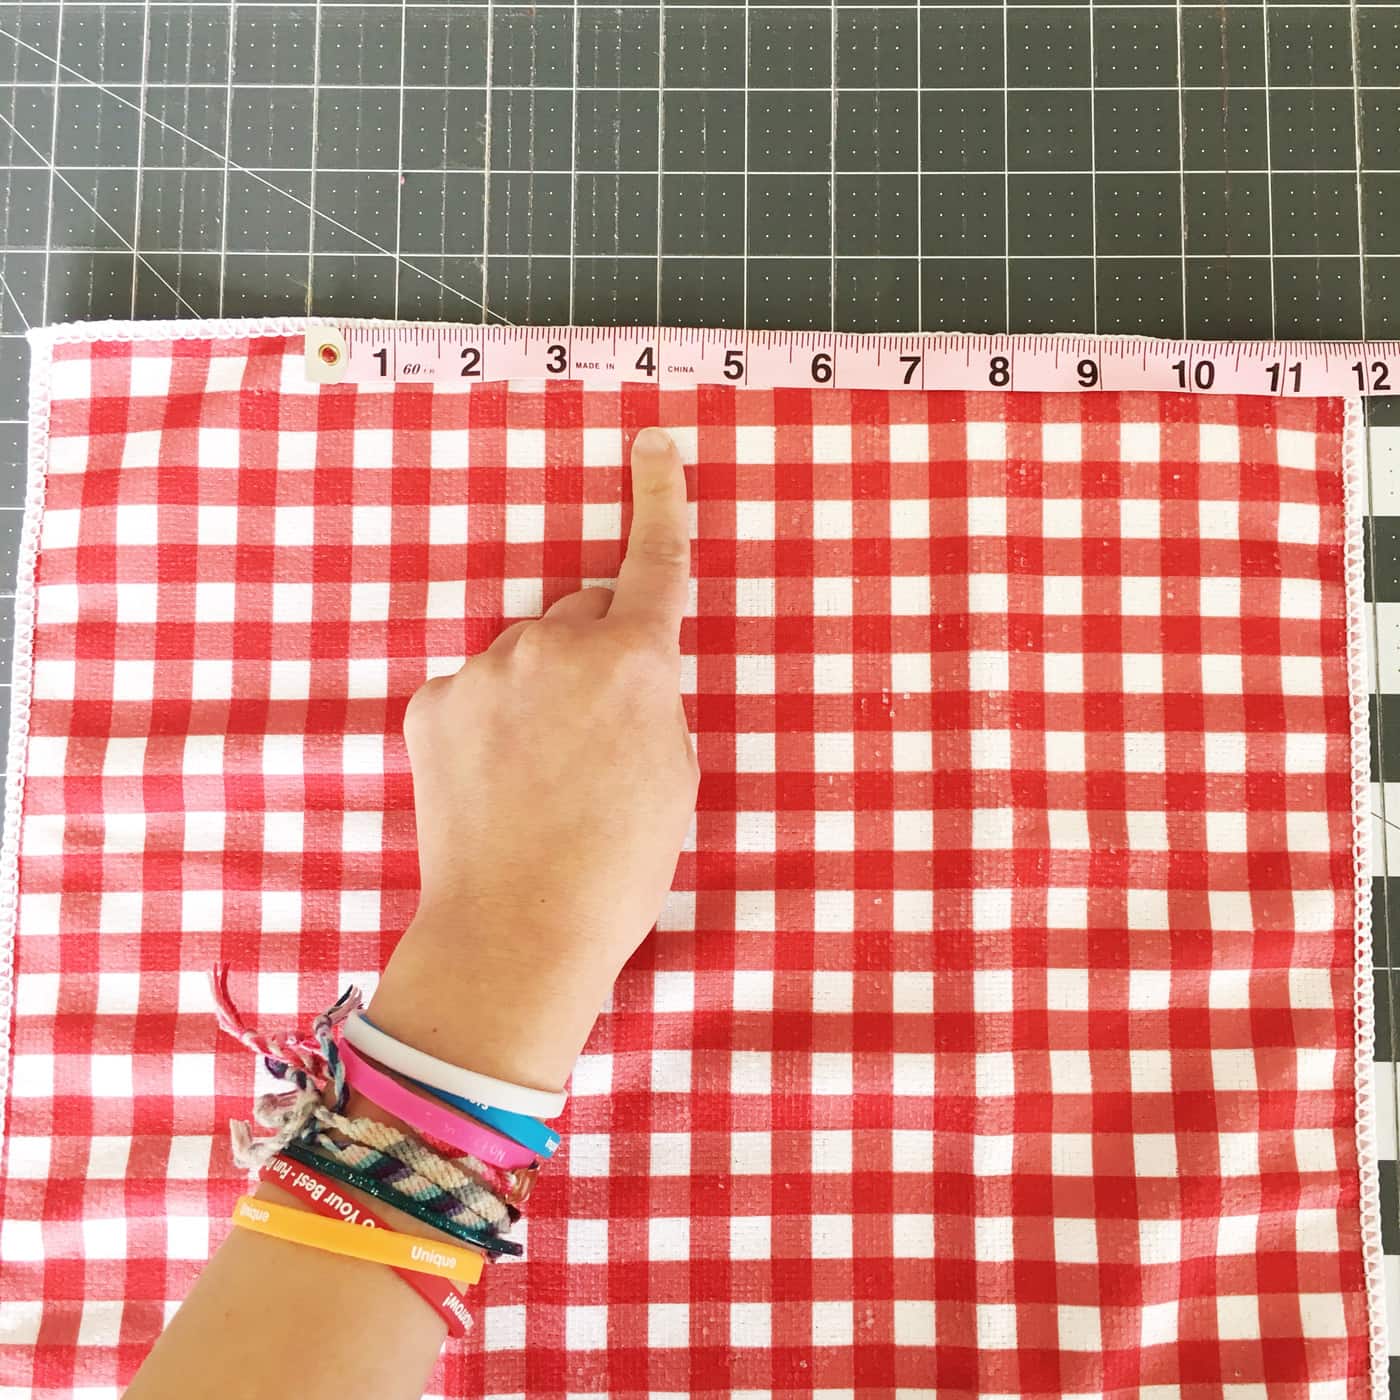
1,0,1400,1388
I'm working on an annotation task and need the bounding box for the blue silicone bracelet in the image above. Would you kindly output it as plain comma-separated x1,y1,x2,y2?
416,1081,561,1159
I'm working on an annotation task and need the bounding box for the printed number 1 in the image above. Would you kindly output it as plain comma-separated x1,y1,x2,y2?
373,348,388,377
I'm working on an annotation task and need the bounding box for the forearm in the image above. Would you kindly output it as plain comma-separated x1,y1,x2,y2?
123,1177,450,1400
124,913,595,1400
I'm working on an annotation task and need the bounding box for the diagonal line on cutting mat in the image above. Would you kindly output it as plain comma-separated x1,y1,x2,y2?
0,108,202,317
0,265,31,331
0,25,510,325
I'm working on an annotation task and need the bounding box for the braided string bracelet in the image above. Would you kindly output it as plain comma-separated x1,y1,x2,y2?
304,1132,501,1232
305,1110,515,1229
281,1141,524,1258
406,1118,539,1207
212,962,359,1092
211,965,359,1166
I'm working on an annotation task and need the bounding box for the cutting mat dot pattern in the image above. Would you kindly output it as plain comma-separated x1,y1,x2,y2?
0,1,1389,340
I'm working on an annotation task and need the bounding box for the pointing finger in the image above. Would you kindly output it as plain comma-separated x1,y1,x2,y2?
610,427,690,640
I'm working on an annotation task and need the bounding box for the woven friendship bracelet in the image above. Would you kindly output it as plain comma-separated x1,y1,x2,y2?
304,1127,513,1233
313,1110,514,1229
308,1133,490,1228
260,1154,474,1338
281,1141,524,1258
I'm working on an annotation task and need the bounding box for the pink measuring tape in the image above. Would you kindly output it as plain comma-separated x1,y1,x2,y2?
307,324,1400,398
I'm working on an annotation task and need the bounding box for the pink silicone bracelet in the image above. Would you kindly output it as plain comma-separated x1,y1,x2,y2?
340,1039,539,1170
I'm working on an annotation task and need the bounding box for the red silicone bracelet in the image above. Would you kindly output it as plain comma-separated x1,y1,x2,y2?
259,1153,473,1338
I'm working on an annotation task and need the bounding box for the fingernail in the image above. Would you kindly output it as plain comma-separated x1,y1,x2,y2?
633,427,674,456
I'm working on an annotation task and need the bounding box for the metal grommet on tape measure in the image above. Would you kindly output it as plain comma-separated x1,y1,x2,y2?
304,327,349,384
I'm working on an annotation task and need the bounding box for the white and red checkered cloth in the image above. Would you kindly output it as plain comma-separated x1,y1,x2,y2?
0,320,1385,1398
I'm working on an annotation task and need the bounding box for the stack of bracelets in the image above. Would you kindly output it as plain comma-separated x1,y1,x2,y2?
211,964,563,1337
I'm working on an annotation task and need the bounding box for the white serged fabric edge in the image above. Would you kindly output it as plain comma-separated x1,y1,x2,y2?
0,334,56,1143
29,316,330,348
1344,396,1388,1400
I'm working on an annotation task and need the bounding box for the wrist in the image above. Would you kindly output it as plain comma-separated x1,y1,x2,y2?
367,905,617,1096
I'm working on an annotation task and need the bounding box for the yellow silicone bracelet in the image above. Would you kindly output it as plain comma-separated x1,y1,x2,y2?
229,1195,485,1286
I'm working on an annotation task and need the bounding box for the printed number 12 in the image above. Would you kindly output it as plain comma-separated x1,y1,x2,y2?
1354,360,1393,392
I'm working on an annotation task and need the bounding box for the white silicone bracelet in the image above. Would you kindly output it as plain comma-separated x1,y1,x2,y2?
341,1013,568,1120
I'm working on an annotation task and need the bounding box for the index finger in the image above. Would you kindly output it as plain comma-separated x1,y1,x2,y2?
609,427,690,638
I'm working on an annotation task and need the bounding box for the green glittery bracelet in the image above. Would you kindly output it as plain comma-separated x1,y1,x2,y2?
280,1140,523,1258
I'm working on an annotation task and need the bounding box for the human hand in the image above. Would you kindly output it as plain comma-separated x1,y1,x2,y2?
370,428,699,1091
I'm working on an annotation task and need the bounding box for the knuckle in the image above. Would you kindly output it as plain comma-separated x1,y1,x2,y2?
402,676,447,733
513,618,551,649
634,468,677,499
512,618,574,666
632,525,687,568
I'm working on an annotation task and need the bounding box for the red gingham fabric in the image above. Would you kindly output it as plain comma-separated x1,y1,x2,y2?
0,324,1381,1398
